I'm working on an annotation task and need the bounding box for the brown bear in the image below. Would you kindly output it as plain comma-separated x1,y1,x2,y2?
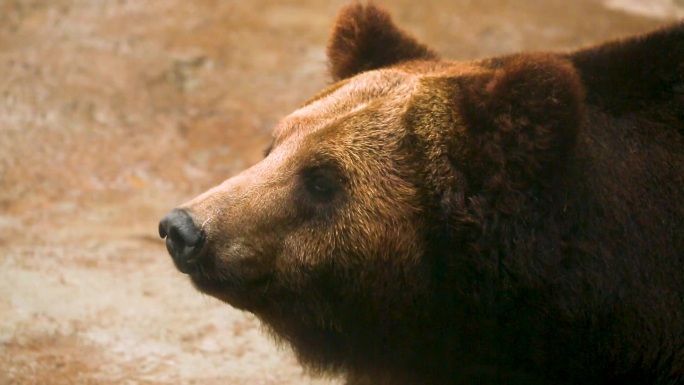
159,4,684,385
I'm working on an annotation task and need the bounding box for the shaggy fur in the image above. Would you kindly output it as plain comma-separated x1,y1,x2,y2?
162,4,684,385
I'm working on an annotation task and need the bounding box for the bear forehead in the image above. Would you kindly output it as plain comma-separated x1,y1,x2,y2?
272,69,419,142
271,62,484,145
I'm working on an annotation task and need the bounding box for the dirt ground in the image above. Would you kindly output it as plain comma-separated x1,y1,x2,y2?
0,0,680,384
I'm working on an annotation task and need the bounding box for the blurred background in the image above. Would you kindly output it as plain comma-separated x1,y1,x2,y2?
0,0,680,384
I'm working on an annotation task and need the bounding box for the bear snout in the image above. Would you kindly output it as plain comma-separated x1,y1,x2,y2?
159,208,205,274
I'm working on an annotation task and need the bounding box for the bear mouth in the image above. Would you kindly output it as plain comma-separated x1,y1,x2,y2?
190,274,266,290
189,272,271,308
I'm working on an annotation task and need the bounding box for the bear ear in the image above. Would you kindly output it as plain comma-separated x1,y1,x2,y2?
327,3,438,81
456,55,585,198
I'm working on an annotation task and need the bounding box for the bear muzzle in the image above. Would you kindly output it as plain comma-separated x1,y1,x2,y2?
158,208,206,274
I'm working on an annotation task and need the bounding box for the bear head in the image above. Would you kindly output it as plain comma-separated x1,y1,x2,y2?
159,2,584,374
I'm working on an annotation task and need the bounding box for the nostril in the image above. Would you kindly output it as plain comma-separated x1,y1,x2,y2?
159,220,168,239
158,208,205,274
159,209,202,246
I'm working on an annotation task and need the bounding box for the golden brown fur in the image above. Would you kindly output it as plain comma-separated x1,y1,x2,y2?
161,4,684,384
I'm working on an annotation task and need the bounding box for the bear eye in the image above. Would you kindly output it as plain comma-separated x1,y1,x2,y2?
303,169,340,203
311,175,334,194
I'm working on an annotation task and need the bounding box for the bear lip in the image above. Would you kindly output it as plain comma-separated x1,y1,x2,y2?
189,272,270,296
189,273,271,310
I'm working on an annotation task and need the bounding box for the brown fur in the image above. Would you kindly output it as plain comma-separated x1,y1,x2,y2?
327,2,438,81
162,4,684,385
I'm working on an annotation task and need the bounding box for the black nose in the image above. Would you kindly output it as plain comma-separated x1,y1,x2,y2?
158,208,204,274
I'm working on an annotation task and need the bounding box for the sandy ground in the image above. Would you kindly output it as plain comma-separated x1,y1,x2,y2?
0,1,680,384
